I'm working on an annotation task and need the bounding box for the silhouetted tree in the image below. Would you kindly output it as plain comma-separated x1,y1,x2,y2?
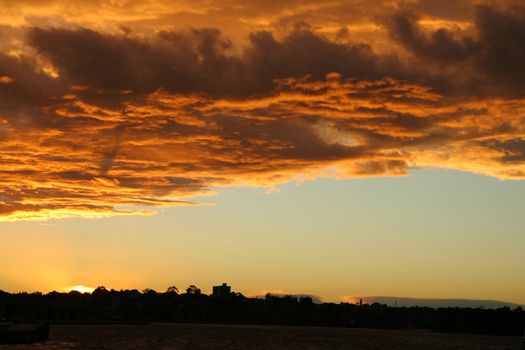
186,285,201,295
91,286,112,307
166,286,179,294
142,288,157,296
299,296,313,305
93,286,108,295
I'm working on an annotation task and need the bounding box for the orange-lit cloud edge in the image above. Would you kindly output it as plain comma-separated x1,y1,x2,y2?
0,1,524,221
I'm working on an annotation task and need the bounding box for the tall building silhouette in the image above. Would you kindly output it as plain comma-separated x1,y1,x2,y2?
212,283,231,299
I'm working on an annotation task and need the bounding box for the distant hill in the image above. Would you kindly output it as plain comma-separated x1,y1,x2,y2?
352,296,523,309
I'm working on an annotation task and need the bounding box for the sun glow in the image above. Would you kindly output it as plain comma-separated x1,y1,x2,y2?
67,285,95,294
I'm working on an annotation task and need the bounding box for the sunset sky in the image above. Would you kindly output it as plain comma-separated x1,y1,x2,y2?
0,0,524,305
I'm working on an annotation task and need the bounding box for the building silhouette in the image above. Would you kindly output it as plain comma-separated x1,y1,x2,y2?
212,283,231,299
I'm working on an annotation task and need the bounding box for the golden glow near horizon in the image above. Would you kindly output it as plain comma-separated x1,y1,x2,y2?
66,285,95,294
0,0,524,305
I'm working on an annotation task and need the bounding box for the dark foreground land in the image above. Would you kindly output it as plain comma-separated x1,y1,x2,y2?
2,289,524,336
0,323,521,350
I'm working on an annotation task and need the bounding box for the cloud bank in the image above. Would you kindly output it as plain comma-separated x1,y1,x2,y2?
0,1,524,220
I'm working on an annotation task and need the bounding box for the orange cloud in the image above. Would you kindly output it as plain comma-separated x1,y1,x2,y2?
0,2,524,220
0,76,14,84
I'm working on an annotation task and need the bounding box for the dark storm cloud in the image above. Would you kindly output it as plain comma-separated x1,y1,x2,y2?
0,53,61,118
385,5,525,97
402,0,474,21
27,26,408,99
482,139,525,163
474,5,525,93
385,12,478,62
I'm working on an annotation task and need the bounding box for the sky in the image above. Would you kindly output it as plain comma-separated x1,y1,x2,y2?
0,0,524,305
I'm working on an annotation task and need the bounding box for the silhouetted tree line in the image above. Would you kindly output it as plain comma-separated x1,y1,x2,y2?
0,288,523,336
